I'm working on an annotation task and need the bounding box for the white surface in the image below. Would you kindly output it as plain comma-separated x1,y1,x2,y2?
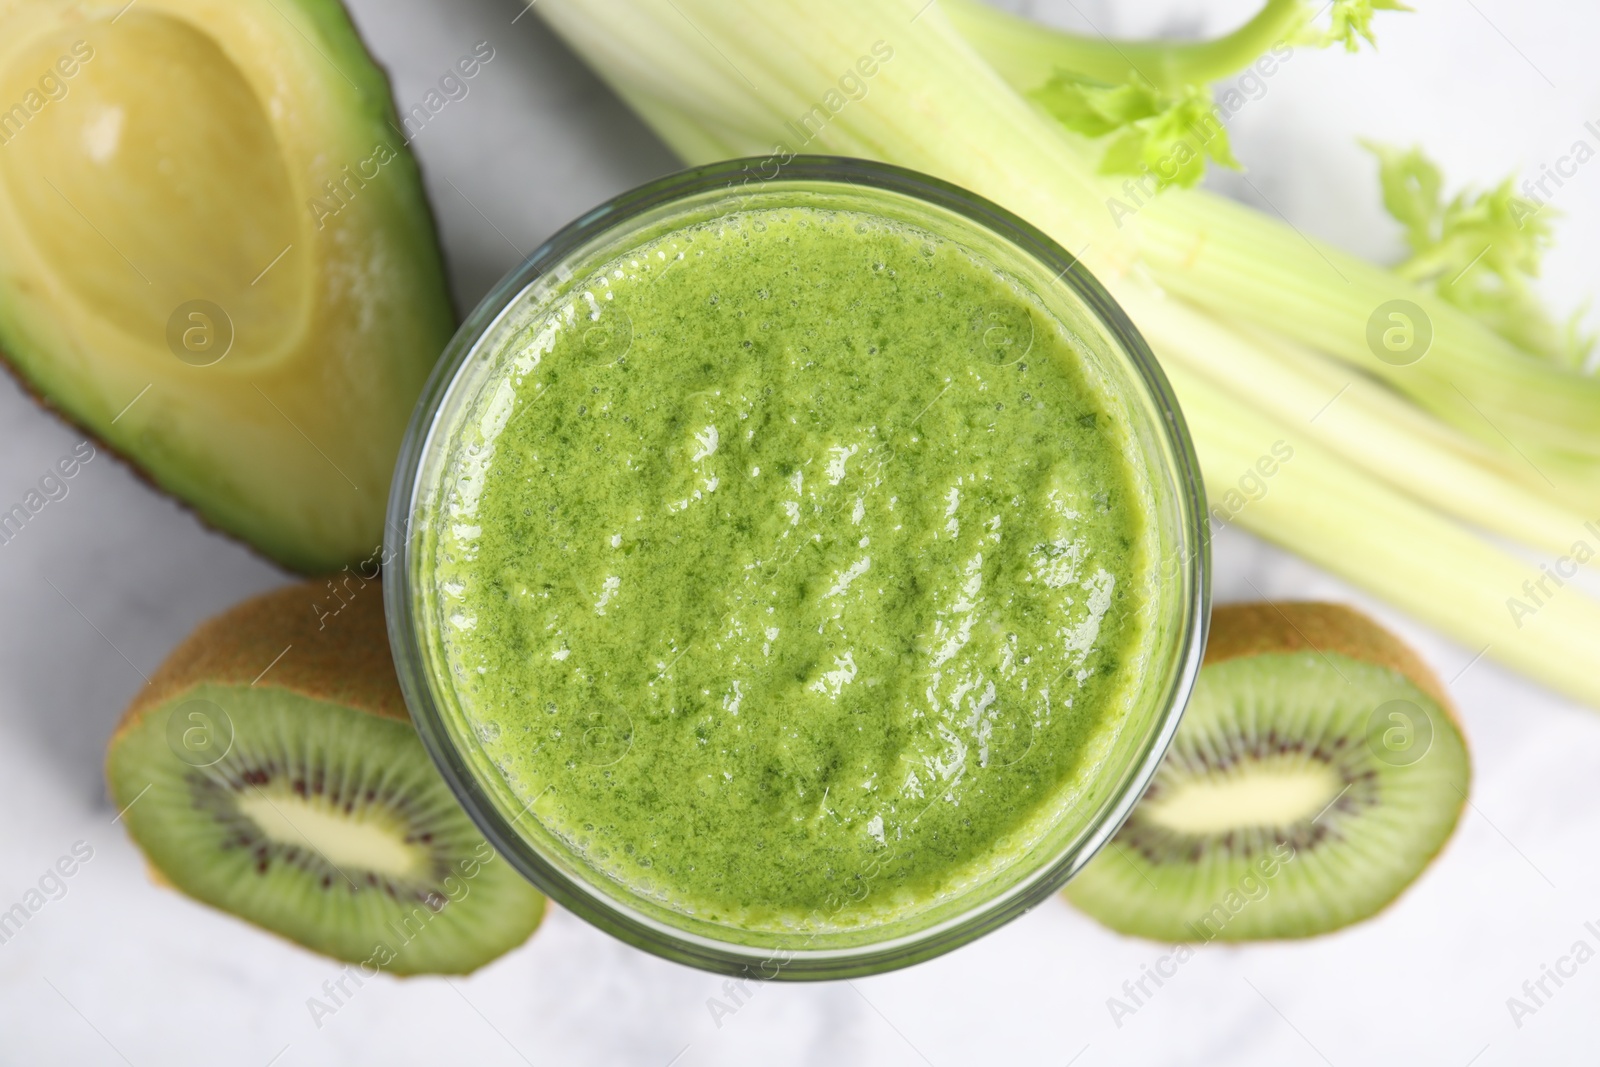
2,1,1597,1064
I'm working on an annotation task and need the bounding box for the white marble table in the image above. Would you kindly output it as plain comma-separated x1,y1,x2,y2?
2,1,1597,1063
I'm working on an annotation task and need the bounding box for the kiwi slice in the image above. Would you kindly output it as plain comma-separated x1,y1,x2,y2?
106,581,545,975
1065,602,1470,942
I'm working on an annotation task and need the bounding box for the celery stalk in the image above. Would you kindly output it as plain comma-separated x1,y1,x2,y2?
1136,188,1600,463
1125,295,1591,556
941,0,1314,94
1166,358,1600,708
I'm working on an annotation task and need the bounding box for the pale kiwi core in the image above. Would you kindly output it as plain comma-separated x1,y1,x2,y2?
235,786,425,880
424,206,1162,931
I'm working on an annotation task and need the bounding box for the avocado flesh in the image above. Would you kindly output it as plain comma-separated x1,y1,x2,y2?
0,0,455,572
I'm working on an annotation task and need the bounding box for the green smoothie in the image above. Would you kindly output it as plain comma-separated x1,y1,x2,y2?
427,205,1159,931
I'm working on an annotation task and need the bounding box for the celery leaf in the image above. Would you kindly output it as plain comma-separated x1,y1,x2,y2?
1296,0,1413,52
1369,142,1595,372
1026,0,1406,190
1035,78,1238,190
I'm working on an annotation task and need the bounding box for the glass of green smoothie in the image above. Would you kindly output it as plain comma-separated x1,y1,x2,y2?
385,158,1208,979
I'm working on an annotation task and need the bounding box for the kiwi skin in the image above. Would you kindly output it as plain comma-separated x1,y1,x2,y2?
111,578,408,745
1203,601,1452,711
1066,600,1470,942
107,579,548,973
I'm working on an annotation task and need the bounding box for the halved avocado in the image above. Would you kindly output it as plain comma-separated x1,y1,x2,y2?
0,0,454,572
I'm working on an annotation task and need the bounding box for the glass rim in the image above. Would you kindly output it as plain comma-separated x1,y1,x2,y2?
384,155,1211,980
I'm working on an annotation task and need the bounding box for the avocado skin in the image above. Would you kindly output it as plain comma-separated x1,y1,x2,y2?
0,0,457,573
